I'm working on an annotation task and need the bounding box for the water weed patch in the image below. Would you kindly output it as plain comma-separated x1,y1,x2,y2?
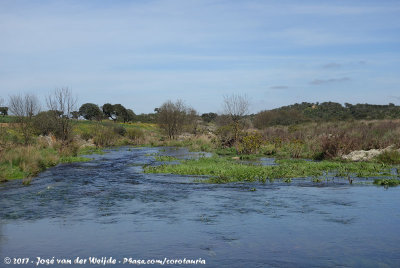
144,156,394,184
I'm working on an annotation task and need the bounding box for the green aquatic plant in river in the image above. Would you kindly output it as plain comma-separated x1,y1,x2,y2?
373,178,400,187
154,155,180,162
144,156,394,184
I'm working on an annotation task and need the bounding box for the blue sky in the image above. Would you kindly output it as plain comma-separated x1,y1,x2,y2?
1,0,400,114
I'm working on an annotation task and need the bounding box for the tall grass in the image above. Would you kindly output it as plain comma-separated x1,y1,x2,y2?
1,145,59,180
375,150,400,164
125,128,145,144
93,126,117,147
0,142,93,181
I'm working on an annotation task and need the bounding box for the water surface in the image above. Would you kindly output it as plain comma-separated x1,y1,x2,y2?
1,147,399,267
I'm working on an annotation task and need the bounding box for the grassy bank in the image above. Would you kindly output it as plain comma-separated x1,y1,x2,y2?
0,116,162,182
145,156,398,184
0,144,102,183
0,113,168,181
73,120,161,147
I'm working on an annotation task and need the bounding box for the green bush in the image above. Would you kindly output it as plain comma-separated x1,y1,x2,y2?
238,132,264,154
259,143,277,156
32,111,58,136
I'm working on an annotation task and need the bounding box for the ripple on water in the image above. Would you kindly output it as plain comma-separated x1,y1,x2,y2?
0,147,399,267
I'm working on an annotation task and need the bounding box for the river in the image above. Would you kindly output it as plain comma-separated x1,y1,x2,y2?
1,147,399,267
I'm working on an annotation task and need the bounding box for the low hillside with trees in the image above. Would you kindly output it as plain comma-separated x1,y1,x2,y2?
254,102,400,128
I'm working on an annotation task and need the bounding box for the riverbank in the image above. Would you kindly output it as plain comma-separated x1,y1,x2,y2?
2,116,400,186
0,145,104,183
0,117,159,182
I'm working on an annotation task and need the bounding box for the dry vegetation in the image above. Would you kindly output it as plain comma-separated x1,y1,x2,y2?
260,120,400,159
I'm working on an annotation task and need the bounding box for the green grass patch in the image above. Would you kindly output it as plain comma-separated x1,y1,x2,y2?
120,122,160,132
60,156,91,163
0,163,28,180
154,155,180,162
0,115,17,123
144,156,392,184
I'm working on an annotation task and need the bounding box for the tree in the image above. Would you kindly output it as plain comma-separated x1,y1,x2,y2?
113,104,128,122
201,112,218,123
102,103,133,122
126,109,136,122
0,97,7,116
79,103,103,121
71,111,79,119
157,100,190,139
135,112,157,123
223,94,249,121
9,93,41,120
102,103,116,121
8,93,41,144
186,108,199,135
222,94,250,143
0,107,8,116
46,87,77,142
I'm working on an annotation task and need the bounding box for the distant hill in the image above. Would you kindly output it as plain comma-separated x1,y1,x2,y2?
254,102,400,128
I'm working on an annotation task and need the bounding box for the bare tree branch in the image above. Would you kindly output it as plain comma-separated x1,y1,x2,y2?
9,93,40,118
46,87,77,117
8,93,41,144
46,87,77,142
223,94,249,122
222,94,250,145
157,100,193,139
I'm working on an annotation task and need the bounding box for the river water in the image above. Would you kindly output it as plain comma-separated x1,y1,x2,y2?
1,147,399,267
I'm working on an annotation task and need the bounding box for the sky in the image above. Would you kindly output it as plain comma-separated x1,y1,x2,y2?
0,0,400,114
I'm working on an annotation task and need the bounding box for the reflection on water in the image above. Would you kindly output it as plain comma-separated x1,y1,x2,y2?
0,147,399,267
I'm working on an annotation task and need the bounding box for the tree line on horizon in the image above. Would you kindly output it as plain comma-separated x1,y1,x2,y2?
2,93,400,127
253,101,400,128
